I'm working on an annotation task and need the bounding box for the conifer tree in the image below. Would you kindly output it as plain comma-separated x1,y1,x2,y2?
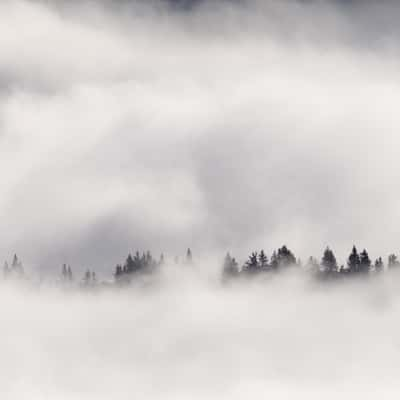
359,249,371,274
243,252,259,273
321,247,338,274
125,254,135,273
276,245,296,268
347,246,360,273
258,250,269,270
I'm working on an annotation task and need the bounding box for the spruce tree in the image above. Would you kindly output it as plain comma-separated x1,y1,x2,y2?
258,250,269,270
347,246,360,274
243,252,259,273
359,249,371,274
321,247,338,274
276,245,296,268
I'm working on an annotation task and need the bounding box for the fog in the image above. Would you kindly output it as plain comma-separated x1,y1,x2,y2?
2,0,400,397
3,268,400,399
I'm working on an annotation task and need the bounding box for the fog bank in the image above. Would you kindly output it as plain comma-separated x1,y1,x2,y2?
2,270,400,399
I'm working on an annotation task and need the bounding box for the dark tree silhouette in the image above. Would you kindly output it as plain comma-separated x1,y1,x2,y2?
359,249,371,274
321,247,338,275
243,252,259,273
276,245,296,268
347,246,360,274
258,250,269,270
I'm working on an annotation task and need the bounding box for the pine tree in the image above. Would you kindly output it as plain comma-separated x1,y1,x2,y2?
321,247,338,274
125,254,135,273
258,250,269,270
243,252,259,273
359,249,371,274
276,245,296,268
347,246,360,274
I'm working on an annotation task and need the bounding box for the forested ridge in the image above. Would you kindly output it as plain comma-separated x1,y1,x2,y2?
2,245,400,287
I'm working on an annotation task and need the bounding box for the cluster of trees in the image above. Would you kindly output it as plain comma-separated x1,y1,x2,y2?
114,248,193,282
4,245,400,287
222,245,399,280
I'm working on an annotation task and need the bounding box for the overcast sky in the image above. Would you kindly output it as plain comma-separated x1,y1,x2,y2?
1,0,400,274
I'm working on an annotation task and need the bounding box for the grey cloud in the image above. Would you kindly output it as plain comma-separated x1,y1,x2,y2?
1,0,400,274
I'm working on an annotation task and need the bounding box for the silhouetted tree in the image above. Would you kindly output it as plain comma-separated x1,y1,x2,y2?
274,245,296,269
125,254,135,273
321,247,338,275
359,249,371,274
243,252,259,273
258,250,269,270
347,246,360,274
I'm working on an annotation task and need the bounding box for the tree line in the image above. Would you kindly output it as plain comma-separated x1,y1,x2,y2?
222,245,397,280
3,246,400,286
